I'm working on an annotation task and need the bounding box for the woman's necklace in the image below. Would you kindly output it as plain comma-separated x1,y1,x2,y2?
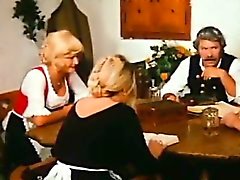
57,81,63,86
50,74,64,90
54,79,65,88
48,67,66,94
52,78,65,95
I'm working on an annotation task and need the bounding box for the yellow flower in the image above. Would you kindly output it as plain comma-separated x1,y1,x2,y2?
160,72,169,81
176,53,183,59
175,46,186,54
175,46,192,57
148,41,194,85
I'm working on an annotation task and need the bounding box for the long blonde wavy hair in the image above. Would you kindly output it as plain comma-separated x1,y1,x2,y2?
88,54,136,106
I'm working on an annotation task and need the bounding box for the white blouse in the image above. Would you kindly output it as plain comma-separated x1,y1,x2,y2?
2,65,89,160
21,64,89,117
161,57,240,103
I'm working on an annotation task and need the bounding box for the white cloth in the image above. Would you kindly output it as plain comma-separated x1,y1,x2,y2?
160,57,240,103
143,132,179,146
44,161,122,180
187,101,240,117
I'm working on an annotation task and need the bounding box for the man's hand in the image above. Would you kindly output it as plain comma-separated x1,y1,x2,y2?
201,67,225,80
162,93,179,102
202,67,236,96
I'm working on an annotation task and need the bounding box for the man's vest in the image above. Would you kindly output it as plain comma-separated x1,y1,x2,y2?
187,53,235,102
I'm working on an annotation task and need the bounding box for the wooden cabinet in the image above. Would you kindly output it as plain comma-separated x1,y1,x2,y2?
121,0,191,40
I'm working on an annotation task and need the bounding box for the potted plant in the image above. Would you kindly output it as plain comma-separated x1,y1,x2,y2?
146,40,193,86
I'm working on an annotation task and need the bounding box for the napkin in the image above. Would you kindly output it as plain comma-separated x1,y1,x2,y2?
143,132,179,146
187,101,240,117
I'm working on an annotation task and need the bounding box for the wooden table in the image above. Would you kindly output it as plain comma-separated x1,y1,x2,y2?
26,100,187,147
142,118,240,160
26,100,240,180
27,99,240,161
27,121,63,147
148,118,240,180
28,116,240,161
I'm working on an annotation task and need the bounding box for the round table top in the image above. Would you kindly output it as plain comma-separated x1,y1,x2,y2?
27,99,240,160
142,118,240,160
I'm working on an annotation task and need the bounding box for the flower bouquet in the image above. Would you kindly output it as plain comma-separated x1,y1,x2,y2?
146,40,192,87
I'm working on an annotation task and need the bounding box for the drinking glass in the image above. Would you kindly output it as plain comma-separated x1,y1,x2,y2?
202,107,220,136
149,79,161,101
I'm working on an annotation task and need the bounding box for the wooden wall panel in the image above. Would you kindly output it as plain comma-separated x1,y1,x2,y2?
121,0,191,40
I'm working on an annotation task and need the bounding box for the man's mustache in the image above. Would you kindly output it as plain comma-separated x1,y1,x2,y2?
203,58,216,61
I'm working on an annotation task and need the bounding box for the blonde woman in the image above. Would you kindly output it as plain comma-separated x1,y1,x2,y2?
45,55,164,180
3,30,89,175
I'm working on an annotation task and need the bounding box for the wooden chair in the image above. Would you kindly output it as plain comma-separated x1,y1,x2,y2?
0,90,19,122
10,157,56,180
0,90,19,179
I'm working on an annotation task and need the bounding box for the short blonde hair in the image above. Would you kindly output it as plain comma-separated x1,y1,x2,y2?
88,54,136,103
40,30,84,65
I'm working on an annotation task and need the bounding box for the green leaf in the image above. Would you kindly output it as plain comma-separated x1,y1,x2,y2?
12,0,45,41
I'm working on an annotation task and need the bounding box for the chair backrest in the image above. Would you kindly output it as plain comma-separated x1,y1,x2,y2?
10,157,56,180
0,90,19,179
9,166,27,180
0,90,19,122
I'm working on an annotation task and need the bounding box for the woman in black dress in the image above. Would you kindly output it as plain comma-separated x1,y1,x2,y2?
45,54,165,180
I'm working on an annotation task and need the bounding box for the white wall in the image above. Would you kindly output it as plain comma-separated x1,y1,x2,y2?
1,0,240,92
81,0,240,62
0,0,39,93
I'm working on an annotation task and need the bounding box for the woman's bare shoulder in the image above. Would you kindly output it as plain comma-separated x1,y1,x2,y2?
75,97,119,118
